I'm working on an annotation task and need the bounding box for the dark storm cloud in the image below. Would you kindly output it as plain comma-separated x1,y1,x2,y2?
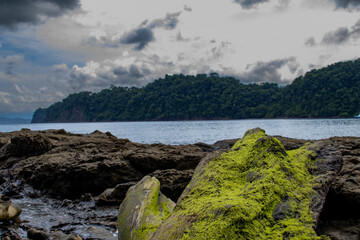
66,61,155,93
120,28,155,50
322,27,350,44
240,57,299,84
48,0,79,9
129,64,148,78
0,0,80,29
113,64,149,79
147,12,181,30
233,0,270,9
321,20,360,45
112,64,151,86
120,12,182,50
304,37,317,47
84,11,183,50
334,0,360,9
113,66,128,76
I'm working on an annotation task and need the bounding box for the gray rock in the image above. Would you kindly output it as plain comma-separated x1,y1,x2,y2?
97,182,137,205
0,129,207,199
84,226,115,240
315,137,360,239
0,201,21,221
6,132,53,157
118,176,175,240
149,169,194,202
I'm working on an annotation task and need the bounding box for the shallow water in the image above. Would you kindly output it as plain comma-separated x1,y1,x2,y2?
1,118,359,238
11,197,118,239
0,119,359,144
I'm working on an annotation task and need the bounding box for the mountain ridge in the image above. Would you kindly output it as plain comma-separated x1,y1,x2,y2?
32,59,360,123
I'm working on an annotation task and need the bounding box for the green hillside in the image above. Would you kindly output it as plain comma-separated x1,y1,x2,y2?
32,59,360,123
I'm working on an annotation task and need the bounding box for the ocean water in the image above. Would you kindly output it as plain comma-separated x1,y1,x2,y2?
0,119,359,145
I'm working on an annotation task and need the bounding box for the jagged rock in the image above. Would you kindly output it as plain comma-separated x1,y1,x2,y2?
2,180,23,199
118,176,175,240
193,142,214,152
211,138,239,151
315,137,360,239
49,231,68,240
275,136,309,150
0,230,22,240
125,143,205,174
97,182,137,205
307,140,343,227
0,138,8,149
151,128,342,239
0,201,21,221
97,188,116,205
66,234,83,240
17,153,142,199
150,169,194,202
0,130,207,199
98,169,196,205
6,132,53,157
84,226,115,240
27,229,49,240
316,219,360,240
1,128,360,239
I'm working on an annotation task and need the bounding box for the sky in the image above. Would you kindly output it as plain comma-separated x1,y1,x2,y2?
1,0,360,118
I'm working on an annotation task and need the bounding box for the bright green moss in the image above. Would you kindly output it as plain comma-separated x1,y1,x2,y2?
158,128,323,239
135,193,176,239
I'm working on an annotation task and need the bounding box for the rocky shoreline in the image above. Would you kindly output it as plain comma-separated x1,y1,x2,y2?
0,128,359,239
0,128,233,239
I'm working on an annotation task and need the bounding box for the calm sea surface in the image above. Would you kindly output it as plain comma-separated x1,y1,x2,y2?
0,119,359,145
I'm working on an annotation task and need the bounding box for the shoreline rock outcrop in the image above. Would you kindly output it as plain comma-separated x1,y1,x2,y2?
0,129,208,200
0,128,213,239
150,128,342,239
0,128,359,239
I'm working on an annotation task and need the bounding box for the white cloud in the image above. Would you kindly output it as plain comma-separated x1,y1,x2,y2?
0,54,24,75
0,81,61,112
0,54,24,65
0,91,11,105
36,0,360,83
52,63,69,72
2,0,360,114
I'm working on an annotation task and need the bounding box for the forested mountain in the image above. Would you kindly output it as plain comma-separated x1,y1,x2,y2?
281,60,360,117
32,59,360,123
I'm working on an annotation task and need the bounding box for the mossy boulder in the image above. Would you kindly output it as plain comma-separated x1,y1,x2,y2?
151,128,335,239
118,176,175,240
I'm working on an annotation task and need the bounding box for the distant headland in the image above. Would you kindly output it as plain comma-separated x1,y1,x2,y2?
32,59,360,123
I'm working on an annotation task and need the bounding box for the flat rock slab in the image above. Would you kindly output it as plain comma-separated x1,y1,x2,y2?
0,129,207,199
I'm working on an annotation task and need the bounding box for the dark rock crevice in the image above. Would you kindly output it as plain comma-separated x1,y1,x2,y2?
316,190,360,240
314,137,360,240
